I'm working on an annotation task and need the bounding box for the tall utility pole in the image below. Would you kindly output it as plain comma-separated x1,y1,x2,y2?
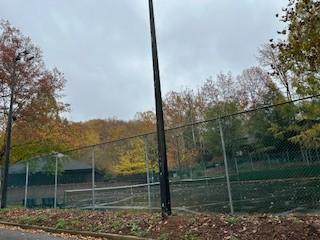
148,0,171,216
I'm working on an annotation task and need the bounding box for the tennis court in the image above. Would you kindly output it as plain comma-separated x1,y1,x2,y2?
63,175,320,214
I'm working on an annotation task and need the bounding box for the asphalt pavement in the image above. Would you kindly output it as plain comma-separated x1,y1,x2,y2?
0,227,67,240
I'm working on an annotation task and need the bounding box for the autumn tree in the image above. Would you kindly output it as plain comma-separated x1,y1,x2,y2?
163,88,205,127
274,0,320,96
114,138,146,175
0,20,71,162
237,67,276,109
163,88,205,173
201,72,239,110
270,0,320,150
71,113,158,174
202,72,241,145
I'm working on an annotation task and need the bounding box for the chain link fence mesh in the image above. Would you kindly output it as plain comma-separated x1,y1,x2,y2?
4,95,320,214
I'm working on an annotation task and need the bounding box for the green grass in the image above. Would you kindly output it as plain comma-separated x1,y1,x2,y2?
127,219,146,237
225,216,241,224
55,218,67,229
17,215,48,225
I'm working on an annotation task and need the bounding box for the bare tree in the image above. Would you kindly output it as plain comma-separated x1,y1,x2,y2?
237,66,275,109
258,44,293,100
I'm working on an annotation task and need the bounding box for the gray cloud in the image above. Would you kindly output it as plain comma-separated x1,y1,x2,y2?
1,0,287,121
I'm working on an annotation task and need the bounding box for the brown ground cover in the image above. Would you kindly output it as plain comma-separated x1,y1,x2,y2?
0,209,319,240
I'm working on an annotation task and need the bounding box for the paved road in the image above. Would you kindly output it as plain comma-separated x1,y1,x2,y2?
0,228,67,240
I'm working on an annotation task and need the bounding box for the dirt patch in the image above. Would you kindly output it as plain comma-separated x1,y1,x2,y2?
0,209,319,239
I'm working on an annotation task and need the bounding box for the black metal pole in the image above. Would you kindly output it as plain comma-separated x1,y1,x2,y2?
148,0,171,216
1,64,16,209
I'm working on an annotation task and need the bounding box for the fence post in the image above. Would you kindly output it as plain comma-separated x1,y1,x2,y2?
286,148,290,162
249,154,254,170
234,157,239,176
267,152,271,169
219,118,234,215
203,160,209,187
24,162,29,208
54,156,58,209
306,149,310,166
300,146,307,164
144,136,152,211
92,147,95,209
175,135,181,178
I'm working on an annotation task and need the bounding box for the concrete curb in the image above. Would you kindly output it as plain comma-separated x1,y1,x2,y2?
0,221,153,240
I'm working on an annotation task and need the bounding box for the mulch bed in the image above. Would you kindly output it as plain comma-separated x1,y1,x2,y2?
0,208,319,240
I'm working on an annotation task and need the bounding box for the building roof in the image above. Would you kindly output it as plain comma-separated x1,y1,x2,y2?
9,155,92,174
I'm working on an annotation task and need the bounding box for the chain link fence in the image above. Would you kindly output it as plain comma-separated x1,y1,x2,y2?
4,95,320,214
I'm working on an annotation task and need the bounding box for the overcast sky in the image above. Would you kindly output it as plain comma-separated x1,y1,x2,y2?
1,0,287,121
